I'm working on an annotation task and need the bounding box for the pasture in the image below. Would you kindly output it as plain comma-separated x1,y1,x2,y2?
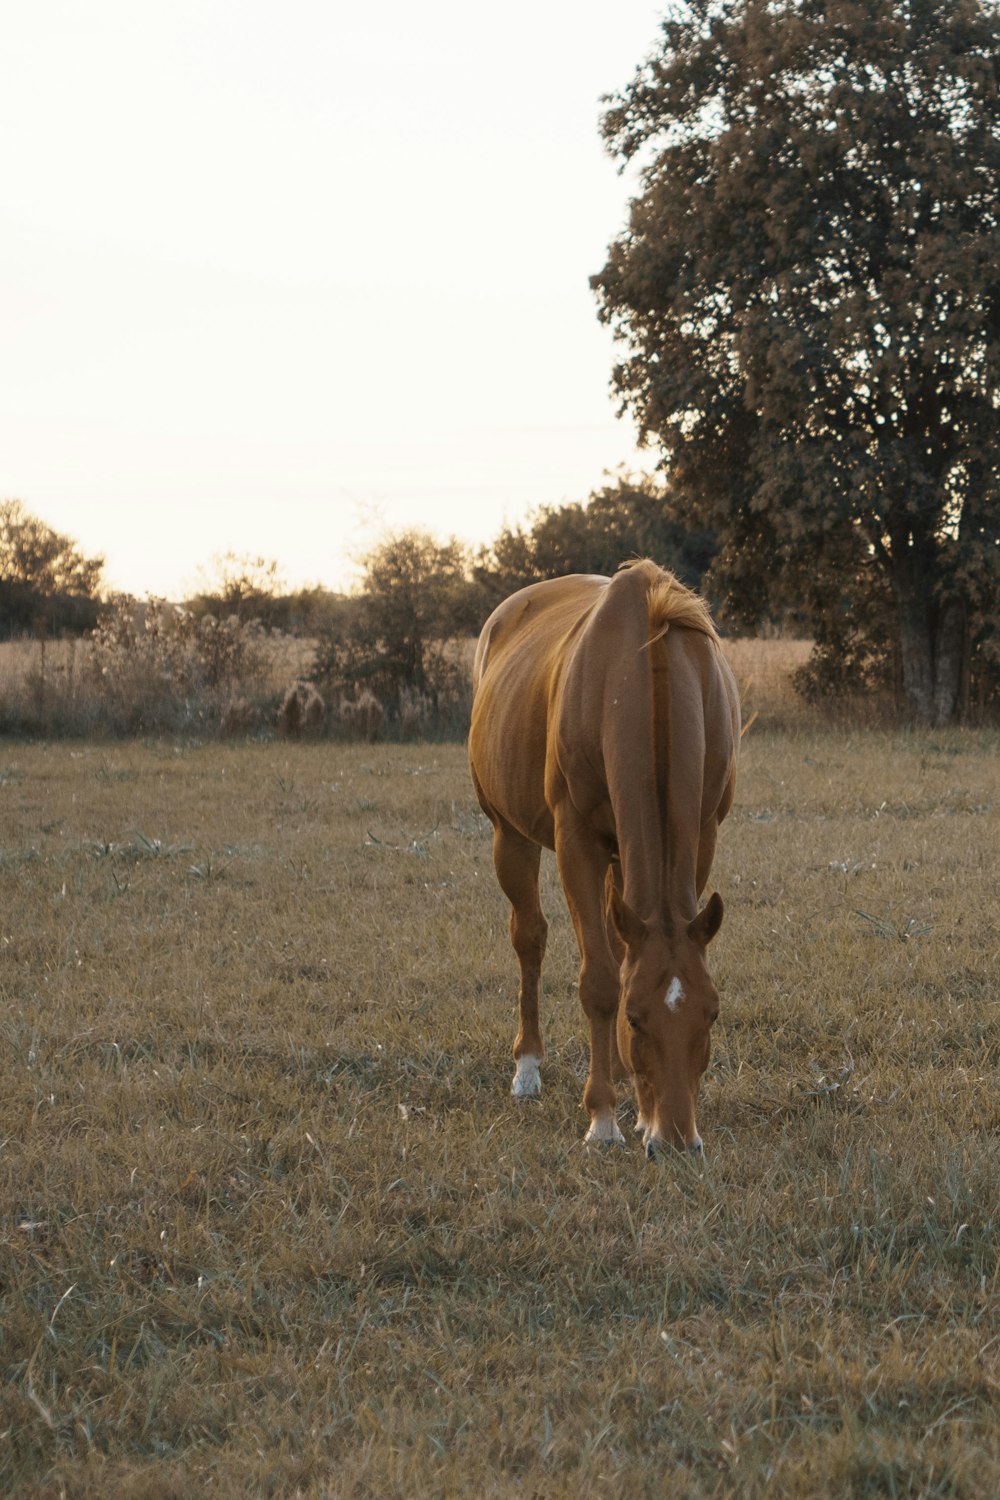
1,721,998,1495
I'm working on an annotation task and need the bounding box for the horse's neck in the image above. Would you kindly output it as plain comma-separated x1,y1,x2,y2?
609,639,704,926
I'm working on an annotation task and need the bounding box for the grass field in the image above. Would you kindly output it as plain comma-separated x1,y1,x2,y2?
1,718,998,1496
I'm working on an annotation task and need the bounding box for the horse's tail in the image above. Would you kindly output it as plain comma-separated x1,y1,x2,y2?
616,558,719,645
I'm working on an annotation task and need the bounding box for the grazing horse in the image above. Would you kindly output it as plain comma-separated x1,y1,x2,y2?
468,560,740,1157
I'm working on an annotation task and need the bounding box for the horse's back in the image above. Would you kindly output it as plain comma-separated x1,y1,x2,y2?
469,575,607,845
469,564,738,856
472,574,606,687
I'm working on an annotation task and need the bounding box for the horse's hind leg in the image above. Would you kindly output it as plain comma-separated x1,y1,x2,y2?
492,821,547,1097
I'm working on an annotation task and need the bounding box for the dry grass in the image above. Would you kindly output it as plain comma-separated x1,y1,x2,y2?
0,639,88,721
721,637,815,727
1,725,998,1496
0,631,314,740
2,632,827,742
0,636,313,698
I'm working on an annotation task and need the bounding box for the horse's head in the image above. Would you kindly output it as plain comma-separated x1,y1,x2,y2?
609,888,724,1157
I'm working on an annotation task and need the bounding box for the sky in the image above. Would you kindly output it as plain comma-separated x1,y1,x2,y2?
1,1,667,598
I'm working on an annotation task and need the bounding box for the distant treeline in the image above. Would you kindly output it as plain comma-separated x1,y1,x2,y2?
179,474,717,635
0,479,726,738
4,476,997,730
1,477,714,641
185,476,721,731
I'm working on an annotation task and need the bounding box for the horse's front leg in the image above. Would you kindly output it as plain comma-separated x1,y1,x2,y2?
555,811,624,1144
603,865,629,1083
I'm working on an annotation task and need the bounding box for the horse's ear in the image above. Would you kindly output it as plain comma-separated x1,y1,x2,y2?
607,881,647,949
688,892,723,948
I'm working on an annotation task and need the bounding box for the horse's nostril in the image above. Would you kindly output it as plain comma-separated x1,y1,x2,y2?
688,1138,704,1156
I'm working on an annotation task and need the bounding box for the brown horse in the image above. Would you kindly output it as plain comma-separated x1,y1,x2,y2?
469,560,740,1156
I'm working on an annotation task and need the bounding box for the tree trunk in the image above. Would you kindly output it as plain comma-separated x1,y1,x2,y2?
896,597,935,724
893,576,966,727
931,598,966,727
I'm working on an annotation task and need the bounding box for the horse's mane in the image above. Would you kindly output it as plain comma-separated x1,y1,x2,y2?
616,558,720,644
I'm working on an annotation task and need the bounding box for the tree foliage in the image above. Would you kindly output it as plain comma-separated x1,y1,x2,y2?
593,0,1000,722
185,556,365,636
0,500,104,635
188,553,284,621
474,472,717,610
311,532,481,721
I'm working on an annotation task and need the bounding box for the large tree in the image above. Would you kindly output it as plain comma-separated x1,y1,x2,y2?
592,0,1000,723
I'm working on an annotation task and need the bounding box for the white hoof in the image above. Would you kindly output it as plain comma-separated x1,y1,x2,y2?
584,1114,626,1147
511,1055,542,1098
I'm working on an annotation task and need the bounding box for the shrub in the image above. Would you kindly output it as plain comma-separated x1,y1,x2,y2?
307,532,477,739
277,680,326,738
86,597,273,735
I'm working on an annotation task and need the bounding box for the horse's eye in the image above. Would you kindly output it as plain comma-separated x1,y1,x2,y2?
626,1013,640,1031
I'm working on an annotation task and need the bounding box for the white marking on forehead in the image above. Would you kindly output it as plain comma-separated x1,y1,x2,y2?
664,977,685,1012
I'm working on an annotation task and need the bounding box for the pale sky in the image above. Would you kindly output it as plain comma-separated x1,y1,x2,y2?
1,1,665,598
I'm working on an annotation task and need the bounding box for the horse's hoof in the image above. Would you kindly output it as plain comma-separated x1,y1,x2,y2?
584,1118,626,1148
511,1056,542,1098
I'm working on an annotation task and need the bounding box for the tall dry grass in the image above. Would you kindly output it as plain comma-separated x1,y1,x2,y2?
721,637,815,728
2,631,836,743
0,623,312,740
0,725,997,1494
